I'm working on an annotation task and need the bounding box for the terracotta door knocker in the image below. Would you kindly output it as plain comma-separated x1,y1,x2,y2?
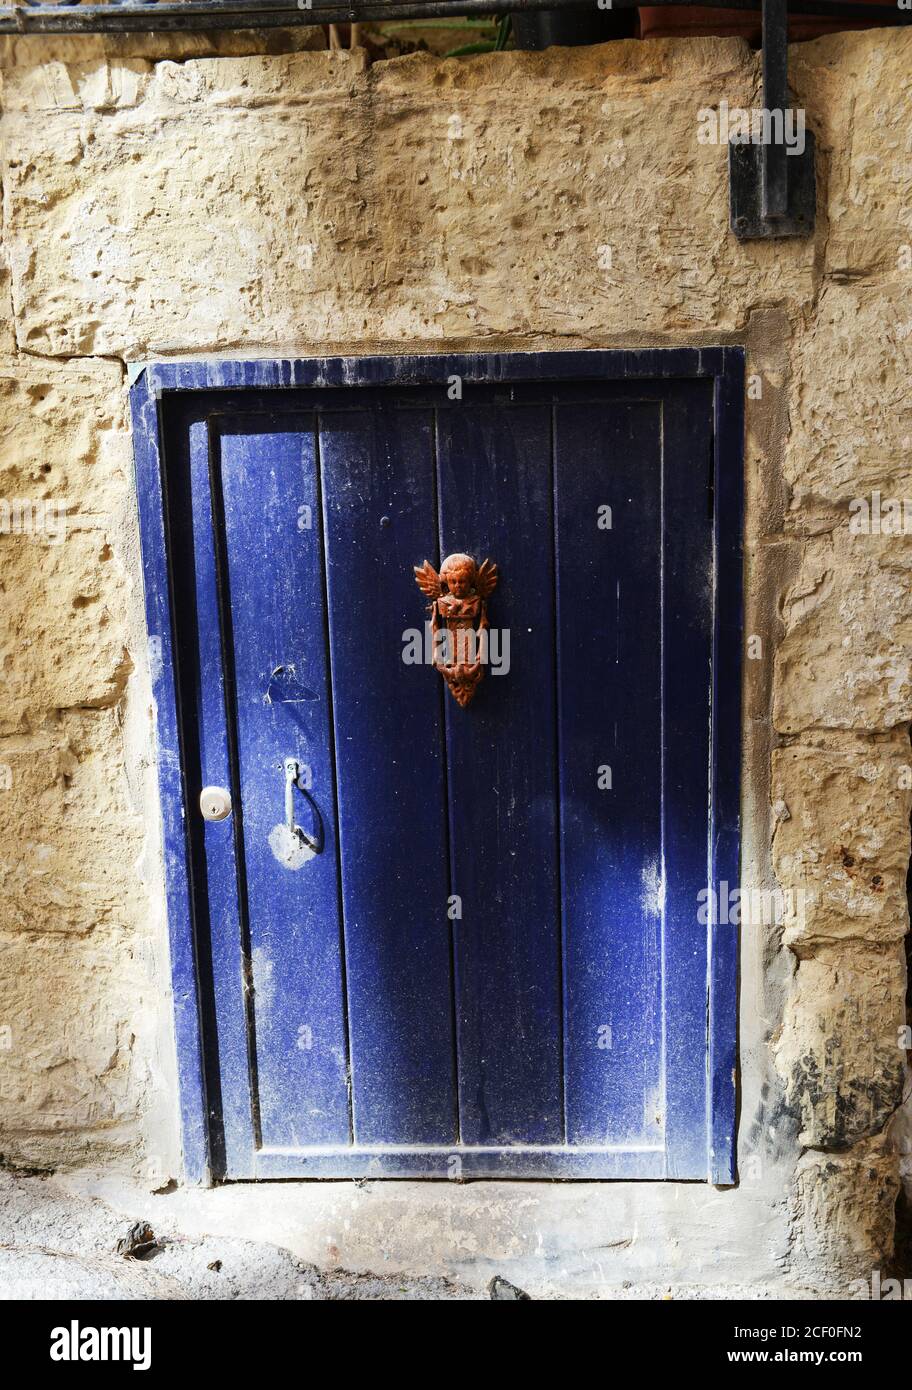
414,552,499,707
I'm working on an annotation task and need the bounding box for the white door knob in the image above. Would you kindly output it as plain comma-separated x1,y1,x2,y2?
200,786,232,822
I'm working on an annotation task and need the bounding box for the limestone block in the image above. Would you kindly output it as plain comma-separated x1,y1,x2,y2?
0,929,152,1152
1,51,376,358
1,57,151,111
0,359,133,727
0,260,15,355
364,41,815,343
0,710,145,936
776,946,906,1150
0,28,325,74
792,30,912,280
0,532,133,727
773,530,912,733
785,281,912,513
0,357,128,518
0,41,821,359
771,742,911,947
790,1136,899,1288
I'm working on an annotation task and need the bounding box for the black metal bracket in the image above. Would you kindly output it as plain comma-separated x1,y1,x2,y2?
729,0,816,240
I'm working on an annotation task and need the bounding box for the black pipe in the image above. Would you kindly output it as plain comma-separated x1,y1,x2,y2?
761,0,788,220
0,0,909,36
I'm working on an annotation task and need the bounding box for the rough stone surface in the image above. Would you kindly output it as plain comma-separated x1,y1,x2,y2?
791,32,912,281
774,535,912,734
0,1170,477,1300
0,29,909,1296
0,358,134,723
776,946,906,1150
0,1163,827,1300
1,40,819,359
785,283,912,518
790,1138,901,1290
771,739,911,947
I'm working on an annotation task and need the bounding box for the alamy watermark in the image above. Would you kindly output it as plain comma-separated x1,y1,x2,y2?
401,622,511,676
50,1321,151,1370
847,1269,912,1301
849,490,912,535
0,497,67,545
698,880,807,929
697,100,806,157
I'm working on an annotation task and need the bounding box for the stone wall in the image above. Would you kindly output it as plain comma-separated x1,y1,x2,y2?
0,27,909,1292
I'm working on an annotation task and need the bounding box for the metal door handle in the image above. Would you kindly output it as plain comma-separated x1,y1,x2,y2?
283,758,323,855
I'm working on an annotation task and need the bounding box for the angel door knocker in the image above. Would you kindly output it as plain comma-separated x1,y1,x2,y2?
414,552,499,707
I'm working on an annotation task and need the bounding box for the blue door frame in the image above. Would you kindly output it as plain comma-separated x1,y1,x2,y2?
131,350,744,1186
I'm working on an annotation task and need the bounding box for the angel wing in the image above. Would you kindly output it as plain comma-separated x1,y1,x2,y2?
475,558,499,600
413,559,443,599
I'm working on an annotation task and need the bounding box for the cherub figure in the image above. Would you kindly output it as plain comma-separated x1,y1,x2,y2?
413,552,499,707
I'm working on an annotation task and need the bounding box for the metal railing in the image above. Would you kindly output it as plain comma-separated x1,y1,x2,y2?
1,0,909,36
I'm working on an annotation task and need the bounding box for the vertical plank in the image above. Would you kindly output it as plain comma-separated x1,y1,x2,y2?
132,387,212,1184
216,417,351,1151
436,401,563,1146
554,400,665,1147
185,414,258,1175
710,350,745,1183
660,383,715,1177
319,406,457,1145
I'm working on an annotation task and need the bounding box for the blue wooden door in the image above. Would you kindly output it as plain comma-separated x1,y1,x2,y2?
135,353,742,1182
